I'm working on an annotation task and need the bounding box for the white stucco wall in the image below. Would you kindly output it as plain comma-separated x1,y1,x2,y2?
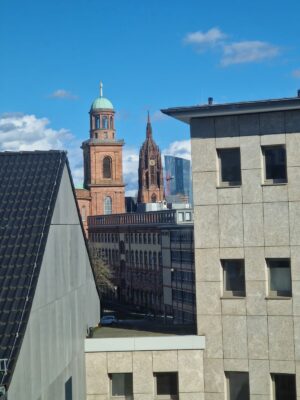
8,166,100,400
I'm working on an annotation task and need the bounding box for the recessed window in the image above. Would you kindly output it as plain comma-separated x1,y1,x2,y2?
155,372,178,399
272,373,296,400
262,145,287,184
226,372,249,400
222,259,245,297
110,373,133,398
65,377,72,400
178,212,184,222
267,259,292,297
218,148,241,186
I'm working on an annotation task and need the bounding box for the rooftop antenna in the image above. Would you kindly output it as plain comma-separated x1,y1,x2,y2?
100,81,103,97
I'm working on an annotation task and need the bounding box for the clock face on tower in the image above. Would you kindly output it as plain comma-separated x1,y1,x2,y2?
149,159,156,166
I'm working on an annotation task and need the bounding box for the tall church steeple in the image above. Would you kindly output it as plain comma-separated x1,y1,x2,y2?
137,113,164,204
79,83,125,218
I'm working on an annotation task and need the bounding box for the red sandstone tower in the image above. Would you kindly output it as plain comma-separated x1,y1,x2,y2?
76,83,125,233
137,113,164,203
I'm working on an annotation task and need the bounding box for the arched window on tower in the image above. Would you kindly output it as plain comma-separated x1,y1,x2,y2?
95,115,100,129
102,116,108,129
103,156,112,179
104,196,112,215
110,116,113,129
81,206,86,221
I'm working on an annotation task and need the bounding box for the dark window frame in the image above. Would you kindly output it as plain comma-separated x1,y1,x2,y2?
262,145,287,184
217,148,242,187
267,258,292,297
222,259,246,297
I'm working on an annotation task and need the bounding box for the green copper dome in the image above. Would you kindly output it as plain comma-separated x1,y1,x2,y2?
91,97,114,110
91,82,114,110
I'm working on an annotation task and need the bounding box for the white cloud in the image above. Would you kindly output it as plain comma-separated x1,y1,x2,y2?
0,113,82,186
292,69,300,78
49,89,78,100
184,28,279,66
162,140,191,162
184,27,226,50
123,147,140,196
221,41,280,66
151,110,168,122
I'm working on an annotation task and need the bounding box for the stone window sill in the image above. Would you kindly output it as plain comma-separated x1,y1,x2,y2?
217,185,241,189
261,182,287,187
265,296,292,300
221,295,246,300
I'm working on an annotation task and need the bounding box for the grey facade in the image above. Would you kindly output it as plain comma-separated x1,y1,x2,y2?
0,152,100,400
163,96,300,399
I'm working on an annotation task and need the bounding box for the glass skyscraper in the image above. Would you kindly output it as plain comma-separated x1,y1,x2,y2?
164,155,193,204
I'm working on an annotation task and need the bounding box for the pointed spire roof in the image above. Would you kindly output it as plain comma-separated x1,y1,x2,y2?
146,111,152,138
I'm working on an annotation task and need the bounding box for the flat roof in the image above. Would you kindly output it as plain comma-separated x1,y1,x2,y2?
161,96,300,124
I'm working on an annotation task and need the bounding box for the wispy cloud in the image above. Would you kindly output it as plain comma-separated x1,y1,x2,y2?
162,140,191,163
0,113,82,185
151,110,168,122
292,69,300,78
49,89,79,100
183,27,226,51
184,28,280,66
222,41,280,66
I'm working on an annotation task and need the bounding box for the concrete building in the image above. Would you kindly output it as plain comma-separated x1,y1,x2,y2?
0,151,100,400
76,83,125,234
163,94,300,399
88,208,195,324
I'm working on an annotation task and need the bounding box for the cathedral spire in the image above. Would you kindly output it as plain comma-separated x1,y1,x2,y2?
146,111,152,138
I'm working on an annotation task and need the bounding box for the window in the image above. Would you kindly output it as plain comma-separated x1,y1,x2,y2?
226,372,249,400
65,377,72,400
95,115,100,129
139,233,142,244
143,233,147,244
222,259,245,297
178,212,184,222
155,372,178,399
272,373,296,400
81,206,86,222
153,233,156,244
104,196,112,215
102,116,108,129
135,233,138,243
263,145,287,183
267,258,292,297
103,156,112,179
144,251,148,266
185,212,191,221
148,233,152,244
218,148,241,186
110,373,133,397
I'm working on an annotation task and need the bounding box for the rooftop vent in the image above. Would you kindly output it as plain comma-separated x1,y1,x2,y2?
208,97,213,105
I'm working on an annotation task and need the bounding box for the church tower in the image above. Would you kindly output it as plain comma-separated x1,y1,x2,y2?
77,83,125,228
137,113,164,203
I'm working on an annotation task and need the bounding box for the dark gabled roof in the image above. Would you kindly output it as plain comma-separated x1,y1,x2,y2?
0,151,67,388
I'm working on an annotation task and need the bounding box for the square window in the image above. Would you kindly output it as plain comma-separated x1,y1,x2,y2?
218,148,241,186
272,373,296,400
222,259,245,297
155,372,178,399
226,372,249,400
110,373,133,397
263,145,287,183
267,258,292,297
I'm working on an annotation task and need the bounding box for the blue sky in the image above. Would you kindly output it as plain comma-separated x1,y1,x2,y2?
1,0,300,192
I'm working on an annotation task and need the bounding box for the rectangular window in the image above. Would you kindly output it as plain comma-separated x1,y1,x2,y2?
155,372,178,399
272,373,296,400
267,258,292,297
222,259,245,297
65,377,72,400
263,145,287,183
110,373,133,397
226,372,249,400
218,148,241,186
